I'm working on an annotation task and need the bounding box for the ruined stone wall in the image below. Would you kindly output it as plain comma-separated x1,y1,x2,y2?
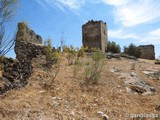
0,23,45,95
16,23,42,44
82,20,107,53
138,45,155,60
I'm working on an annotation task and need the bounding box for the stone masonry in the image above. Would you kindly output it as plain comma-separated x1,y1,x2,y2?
138,45,155,60
0,23,45,95
82,20,108,53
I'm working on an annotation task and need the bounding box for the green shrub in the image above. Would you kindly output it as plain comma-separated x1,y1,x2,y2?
107,41,121,53
73,47,85,77
124,43,141,58
91,47,100,52
77,46,85,59
65,45,76,65
82,46,88,52
44,38,60,68
84,50,106,85
63,45,70,53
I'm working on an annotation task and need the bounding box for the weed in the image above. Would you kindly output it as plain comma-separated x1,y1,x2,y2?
65,45,76,65
73,59,83,77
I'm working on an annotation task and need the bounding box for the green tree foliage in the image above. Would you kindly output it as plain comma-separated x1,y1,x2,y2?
0,0,18,56
107,41,121,53
124,43,141,58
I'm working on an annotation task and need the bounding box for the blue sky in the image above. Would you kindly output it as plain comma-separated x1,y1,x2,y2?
6,0,160,58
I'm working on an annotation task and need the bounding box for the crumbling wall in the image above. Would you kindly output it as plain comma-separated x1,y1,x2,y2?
138,45,155,60
82,20,107,53
0,23,45,95
16,23,42,44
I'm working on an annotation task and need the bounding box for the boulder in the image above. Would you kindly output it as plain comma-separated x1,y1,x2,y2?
106,53,121,59
125,80,156,94
121,54,137,60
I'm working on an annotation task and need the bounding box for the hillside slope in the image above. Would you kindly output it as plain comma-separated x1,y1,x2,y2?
0,54,160,120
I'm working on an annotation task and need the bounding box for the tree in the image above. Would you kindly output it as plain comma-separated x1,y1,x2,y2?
107,41,121,53
124,43,141,58
0,0,18,56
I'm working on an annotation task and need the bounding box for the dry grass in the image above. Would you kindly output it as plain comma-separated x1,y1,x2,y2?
0,55,159,120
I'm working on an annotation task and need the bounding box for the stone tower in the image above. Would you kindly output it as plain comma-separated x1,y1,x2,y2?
82,20,108,53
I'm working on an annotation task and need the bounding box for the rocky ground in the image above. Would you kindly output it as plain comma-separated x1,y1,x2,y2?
0,54,160,120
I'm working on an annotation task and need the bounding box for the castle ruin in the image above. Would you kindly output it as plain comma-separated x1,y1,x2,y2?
138,45,155,60
82,20,108,53
0,23,46,95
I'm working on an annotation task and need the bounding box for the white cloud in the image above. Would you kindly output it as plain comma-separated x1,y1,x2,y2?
150,28,160,36
102,0,160,27
141,28,160,44
102,0,129,6
109,28,160,44
36,0,160,27
35,0,48,10
36,0,85,10
108,29,139,39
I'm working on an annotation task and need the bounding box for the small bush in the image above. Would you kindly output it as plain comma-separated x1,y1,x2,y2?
44,38,56,68
84,50,106,85
71,47,85,77
77,46,85,59
73,59,83,77
63,45,70,53
91,47,100,52
82,46,89,52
